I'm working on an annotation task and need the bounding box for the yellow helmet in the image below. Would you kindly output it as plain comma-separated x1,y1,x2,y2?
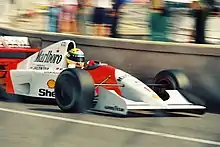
66,48,85,67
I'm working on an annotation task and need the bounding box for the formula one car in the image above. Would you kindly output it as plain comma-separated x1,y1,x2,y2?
0,38,206,115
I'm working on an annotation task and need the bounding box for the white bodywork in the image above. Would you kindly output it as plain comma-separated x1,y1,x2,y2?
8,40,206,115
10,40,70,98
93,69,205,115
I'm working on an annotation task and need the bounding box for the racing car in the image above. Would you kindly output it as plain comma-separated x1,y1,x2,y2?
0,38,206,115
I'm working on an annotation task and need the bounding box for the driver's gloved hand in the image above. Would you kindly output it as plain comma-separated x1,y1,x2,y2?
87,60,95,66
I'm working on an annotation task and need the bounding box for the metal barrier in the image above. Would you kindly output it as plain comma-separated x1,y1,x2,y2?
1,25,220,112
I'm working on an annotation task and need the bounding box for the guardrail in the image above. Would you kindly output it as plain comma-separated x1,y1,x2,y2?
1,25,220,112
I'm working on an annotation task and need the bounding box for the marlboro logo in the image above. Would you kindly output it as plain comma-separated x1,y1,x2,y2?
34,50,63,64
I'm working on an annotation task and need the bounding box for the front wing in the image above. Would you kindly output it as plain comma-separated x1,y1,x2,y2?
92,87,206,115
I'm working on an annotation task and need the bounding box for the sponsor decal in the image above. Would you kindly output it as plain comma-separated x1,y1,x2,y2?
30,65,49,70
44,71,60,74
61,42,66,47
104,105,125,112
56,67,63,70
152,94,160,99
47,79,56,89
38,79,56,97
117,74,130,82
34,50,63,64
38,89,55,97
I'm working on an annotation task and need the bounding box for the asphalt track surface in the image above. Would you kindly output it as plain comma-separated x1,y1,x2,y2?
1,99,220,147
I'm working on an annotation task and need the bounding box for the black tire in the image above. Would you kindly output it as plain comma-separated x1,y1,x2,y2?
0,87,9,100
153,69,191,101
55,68,94,113
154,69,191,90
154,69,205,106
0,87,18,102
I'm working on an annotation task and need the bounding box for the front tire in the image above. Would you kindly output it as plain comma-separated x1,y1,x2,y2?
154,69,191,90
55,68,94,113
153,69,191,101
154,69,205,106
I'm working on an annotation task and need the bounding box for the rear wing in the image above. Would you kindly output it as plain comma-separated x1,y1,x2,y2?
0,36,42,49
0,36,41,60
0,36,42,90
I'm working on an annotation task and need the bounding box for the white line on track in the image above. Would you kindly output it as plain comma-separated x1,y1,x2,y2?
1,107,220,146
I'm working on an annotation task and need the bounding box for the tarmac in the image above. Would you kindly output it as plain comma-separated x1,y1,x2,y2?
0,99,220,147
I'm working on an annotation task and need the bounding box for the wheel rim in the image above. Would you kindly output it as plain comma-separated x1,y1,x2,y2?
154,77,176,101
155,77,176,90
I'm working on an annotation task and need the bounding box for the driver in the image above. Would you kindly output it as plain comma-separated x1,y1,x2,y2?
66,48,85,69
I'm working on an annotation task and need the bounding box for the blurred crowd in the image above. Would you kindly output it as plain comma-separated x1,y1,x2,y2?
47,0,130,37
6,0,220,44
188,0,220,44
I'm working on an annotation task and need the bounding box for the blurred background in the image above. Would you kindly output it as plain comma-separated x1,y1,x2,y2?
0,0,219,44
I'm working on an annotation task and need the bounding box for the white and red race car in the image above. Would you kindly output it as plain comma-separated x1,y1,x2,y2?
0,38,206,115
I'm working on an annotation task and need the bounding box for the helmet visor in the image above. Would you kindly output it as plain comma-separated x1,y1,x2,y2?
68,55,85,62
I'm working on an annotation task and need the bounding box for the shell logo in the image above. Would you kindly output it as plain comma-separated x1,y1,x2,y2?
47,79,56,89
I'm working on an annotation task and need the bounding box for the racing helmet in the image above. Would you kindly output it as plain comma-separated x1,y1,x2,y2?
66,48,85,68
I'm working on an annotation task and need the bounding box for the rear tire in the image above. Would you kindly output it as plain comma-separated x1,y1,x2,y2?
0,87,9,100
55,68,94,113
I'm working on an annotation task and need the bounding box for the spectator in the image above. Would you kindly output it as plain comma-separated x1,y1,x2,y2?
90,0,113,36
110,0,126,38
104,2,114,37
77,0,87,35
148,0,170,41
190,0,217,44
82,0,95,35
48,1,60,32
59,0,78,34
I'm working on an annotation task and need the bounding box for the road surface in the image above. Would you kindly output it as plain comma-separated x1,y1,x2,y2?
0,99,220,147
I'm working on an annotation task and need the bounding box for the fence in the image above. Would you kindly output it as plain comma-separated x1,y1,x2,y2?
0,0,220,44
